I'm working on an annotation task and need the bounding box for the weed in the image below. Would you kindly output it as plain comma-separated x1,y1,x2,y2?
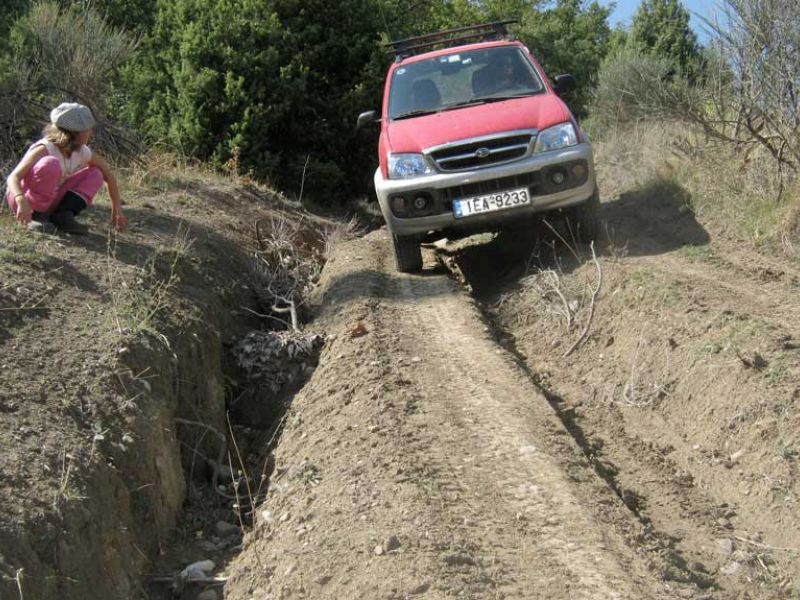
680,244,714,263
779,442,798,461
405,464,440,497
107,224,194,339
292,461,321,486
692,341,723,364
764,362,788,386
624,268,682,308
0,216,49,268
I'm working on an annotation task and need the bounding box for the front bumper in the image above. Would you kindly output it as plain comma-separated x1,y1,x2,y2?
375,143,596,237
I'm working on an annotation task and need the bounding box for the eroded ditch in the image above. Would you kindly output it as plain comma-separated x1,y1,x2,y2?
140,327,324,600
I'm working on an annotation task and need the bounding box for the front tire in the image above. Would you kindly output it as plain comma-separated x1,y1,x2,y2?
568,188,600,242
391,234,422,273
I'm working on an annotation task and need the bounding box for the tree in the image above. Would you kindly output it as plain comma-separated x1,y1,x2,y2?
122,0,390,197
516,0,613,116
630,0,701,78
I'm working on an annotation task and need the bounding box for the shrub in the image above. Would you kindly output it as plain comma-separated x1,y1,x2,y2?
1,1,139,161
587,48,675,132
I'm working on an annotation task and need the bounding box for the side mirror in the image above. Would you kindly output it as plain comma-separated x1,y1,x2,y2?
553,74,576,96
356,110,379,131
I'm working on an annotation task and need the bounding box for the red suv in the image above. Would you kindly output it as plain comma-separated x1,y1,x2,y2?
358,22,598,272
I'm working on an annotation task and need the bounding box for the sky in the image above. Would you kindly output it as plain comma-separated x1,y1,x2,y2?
601,0,719,43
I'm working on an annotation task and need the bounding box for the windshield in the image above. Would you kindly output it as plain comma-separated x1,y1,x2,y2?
388,46,545,120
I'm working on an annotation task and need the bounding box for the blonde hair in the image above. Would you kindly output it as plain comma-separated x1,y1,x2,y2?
42,123,82,153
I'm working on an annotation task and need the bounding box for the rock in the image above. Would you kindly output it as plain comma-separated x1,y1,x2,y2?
384,535,401,552
196,590,218,600
443,552,475,566
374,545,384,556
732,549,753,563
409,582,430,595
720,561,742,576
181,559,215,582
315,574,332,586
215,520,239,537
716,538,734,557
411,356,422,363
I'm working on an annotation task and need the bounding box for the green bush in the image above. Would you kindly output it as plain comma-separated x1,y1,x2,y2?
587,47,675,132
0,1,138,161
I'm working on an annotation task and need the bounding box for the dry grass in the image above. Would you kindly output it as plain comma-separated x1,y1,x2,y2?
593,122,800,250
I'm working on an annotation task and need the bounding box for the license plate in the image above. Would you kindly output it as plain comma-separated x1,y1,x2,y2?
453,187,530,219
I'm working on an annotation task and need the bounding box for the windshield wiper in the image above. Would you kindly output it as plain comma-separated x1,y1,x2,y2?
443,92,540,111
392,108,441,120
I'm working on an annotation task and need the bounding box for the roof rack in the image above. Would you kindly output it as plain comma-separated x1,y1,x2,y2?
387,20,518,61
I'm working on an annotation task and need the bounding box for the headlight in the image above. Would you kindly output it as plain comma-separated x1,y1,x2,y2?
388,153,433,179
533,122,578,153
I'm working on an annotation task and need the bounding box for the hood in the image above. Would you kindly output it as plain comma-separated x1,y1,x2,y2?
386,93,569,153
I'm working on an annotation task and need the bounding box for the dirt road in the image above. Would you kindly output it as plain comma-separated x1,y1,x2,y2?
225,230,689,599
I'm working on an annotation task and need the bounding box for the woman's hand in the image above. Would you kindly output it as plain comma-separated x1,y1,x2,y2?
15,197,33,226
111,210,128,232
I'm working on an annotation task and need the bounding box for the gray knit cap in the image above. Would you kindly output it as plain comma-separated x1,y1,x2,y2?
50,102,96,132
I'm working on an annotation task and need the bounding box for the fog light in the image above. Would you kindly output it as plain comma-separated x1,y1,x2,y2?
413,196,428,210
572,163,587,178
390,195,406,212
550,170,566,185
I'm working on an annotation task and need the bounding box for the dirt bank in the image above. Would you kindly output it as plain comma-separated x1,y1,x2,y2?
224,229,692,599
0,171,328,599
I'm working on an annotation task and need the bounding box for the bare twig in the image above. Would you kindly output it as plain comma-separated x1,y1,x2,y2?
173,418,234,501
734,535,799,553
563,241,602,357
254,411,290,500
240,305,292,328
298,153,310,205
546,270,573,332
14,568,24,600
542,218,583,264
226,412,255,522
271,299,299,332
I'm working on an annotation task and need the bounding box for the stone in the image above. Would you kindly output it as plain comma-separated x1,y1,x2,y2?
384,535,401,552
443,552,475,566
374,545,384,556
716,538,734,557
181,559,215,582
720,561,742,576
215,520,240,537
409,582,430,595
315,574,332,586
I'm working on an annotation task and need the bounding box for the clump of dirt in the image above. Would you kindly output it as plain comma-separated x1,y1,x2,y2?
0,169,336,599
441,185,800,598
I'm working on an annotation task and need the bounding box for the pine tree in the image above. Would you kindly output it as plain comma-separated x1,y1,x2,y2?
630,0,700,77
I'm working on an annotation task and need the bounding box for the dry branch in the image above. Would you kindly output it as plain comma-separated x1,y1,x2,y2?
563,241,602,357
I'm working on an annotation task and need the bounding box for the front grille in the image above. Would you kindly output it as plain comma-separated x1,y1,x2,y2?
441,171,541,201
429,133,534,172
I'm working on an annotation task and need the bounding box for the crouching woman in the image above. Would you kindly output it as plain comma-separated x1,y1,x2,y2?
5,102,128,234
